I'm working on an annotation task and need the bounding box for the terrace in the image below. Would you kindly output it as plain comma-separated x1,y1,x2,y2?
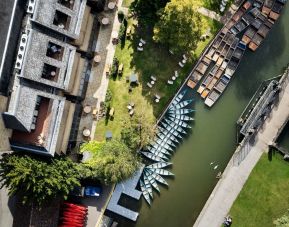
20,29,76,90
32,0,87,38
2,81,67,156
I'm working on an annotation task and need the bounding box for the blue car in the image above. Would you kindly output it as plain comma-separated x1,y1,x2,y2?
84,186,102,197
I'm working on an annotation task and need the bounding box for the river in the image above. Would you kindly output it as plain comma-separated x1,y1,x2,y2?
116,4,289,227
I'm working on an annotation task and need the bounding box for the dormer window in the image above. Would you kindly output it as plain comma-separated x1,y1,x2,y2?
58,0,74,9
46,42,64,60
42,63,59,82
53,10,71,30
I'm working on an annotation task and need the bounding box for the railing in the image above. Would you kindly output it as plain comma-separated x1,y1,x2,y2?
233,66,289,166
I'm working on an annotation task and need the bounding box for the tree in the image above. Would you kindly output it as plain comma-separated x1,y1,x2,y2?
274,211,289,226
121,99,157,151
130,0,169,26
81,140,140,184
153,0,207,54
0,154,82,206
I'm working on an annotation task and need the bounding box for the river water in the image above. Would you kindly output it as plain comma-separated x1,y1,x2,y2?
117,5,289,227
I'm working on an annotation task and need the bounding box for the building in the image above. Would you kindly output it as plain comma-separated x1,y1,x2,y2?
1,0,98,156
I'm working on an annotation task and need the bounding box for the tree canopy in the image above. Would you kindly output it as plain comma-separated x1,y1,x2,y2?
153,0,207,54
121,99,157,151
130,0,169,26
81,140,140,184
0,154,82,206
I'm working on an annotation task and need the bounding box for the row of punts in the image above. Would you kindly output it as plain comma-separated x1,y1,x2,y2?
187,0,287,107
140,90,194,204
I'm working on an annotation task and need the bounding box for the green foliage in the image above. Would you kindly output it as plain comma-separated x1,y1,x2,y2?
121,100,157,150
274,210,289,227
110,58,119,79
104,89,113,114
130,0,169,26
118,10,125,22
0,154,82,206
118,19,127,41
153,0,207,54
82,140,140,184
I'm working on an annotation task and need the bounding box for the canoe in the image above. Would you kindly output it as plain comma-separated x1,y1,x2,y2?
143,175,153,198
145,169,169,186
168,115,194,121
149,168,174,176
144,170,160,192
169,99,193,110
146,162,172,169
140,179,151,205
141,151,164,162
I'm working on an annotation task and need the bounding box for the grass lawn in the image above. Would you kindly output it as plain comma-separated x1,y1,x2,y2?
229,153,289,227
122,0,133,7
95,17,222,141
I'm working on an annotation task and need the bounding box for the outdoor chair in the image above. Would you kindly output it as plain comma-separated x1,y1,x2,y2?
137,47,144,51
147,82,152,88
140,38,146,44
179,62,184,67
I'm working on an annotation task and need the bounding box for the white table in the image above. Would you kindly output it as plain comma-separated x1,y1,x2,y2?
83,129,91,137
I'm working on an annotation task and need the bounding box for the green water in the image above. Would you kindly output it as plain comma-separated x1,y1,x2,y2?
117,5,289,227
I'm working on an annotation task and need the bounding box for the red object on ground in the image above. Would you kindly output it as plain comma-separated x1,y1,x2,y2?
58,202,88,227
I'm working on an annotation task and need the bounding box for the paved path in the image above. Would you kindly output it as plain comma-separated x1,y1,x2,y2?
198,7,222,22
194,80,289,227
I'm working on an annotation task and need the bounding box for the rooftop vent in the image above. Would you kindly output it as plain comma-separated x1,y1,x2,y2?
27,0,36,14
15,34,28,70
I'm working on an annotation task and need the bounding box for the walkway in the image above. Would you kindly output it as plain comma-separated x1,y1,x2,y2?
193,78,289,227
198,7,221,22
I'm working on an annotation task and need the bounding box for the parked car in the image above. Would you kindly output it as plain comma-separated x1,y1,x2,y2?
70,186,102,197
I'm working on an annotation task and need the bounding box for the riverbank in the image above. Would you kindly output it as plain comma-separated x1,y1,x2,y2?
193,72,289,227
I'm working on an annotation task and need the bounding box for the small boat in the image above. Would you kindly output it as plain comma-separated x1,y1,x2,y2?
168,109,195,115
164,118,192,129
149,168,174,176
143,176,153,198
171,90,187,106
147,147,171,159
155,139,174,151
168,115,194,121
169,99,193,110
161,122,187,134
146,162,172,169
148,146,171,155
146,169,169,186
214,165,219,170
144,170,160,192
140,179,151,205
141,152,164,162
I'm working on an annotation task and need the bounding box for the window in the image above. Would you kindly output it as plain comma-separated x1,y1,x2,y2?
46,41,64,61
53,10,71,30
58,0,74,9
41,63,59,82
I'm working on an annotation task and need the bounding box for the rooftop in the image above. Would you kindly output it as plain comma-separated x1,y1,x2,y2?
32,0,87,39
20,29,76,90
3,78,66,156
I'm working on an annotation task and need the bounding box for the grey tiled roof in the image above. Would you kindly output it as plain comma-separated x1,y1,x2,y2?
20,29,76,90
32,0,87,39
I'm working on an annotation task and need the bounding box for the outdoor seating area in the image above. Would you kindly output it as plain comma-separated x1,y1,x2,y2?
127,102,135,116
137,38,146,51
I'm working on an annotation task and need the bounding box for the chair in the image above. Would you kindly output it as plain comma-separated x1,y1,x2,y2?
140,38,146,44
137,47,144,51
167,80,173,85
178,62,184,68
147,82,152,88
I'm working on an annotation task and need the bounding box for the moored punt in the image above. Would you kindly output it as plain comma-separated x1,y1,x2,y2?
145,169,169,186
242,26,257,44
141,151,164,162
149,168,174,176
168,108,194,115
164,118,192,129
169,99,193,110
187,71,203,89
262,0,275,15
257,23,270,38
144,171,160,192
143,177,153,198
140,179,151,205
204,90,221,107
248,33,263,51
168,115,194,121
201,89,210,99
147,162,172,169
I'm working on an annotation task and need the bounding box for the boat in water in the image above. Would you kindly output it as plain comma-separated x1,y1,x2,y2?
140,179,151,205
146,162,172,169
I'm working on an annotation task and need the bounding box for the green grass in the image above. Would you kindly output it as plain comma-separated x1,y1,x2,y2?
95,17,221,141
122,0,133,7
229,153,289,227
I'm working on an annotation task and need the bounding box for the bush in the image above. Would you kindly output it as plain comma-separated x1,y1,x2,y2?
118,10,125,22
110,57,119,78
104,89,113,114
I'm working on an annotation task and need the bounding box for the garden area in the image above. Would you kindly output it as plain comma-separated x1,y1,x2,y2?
95,0,222,141
229,152,289,227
